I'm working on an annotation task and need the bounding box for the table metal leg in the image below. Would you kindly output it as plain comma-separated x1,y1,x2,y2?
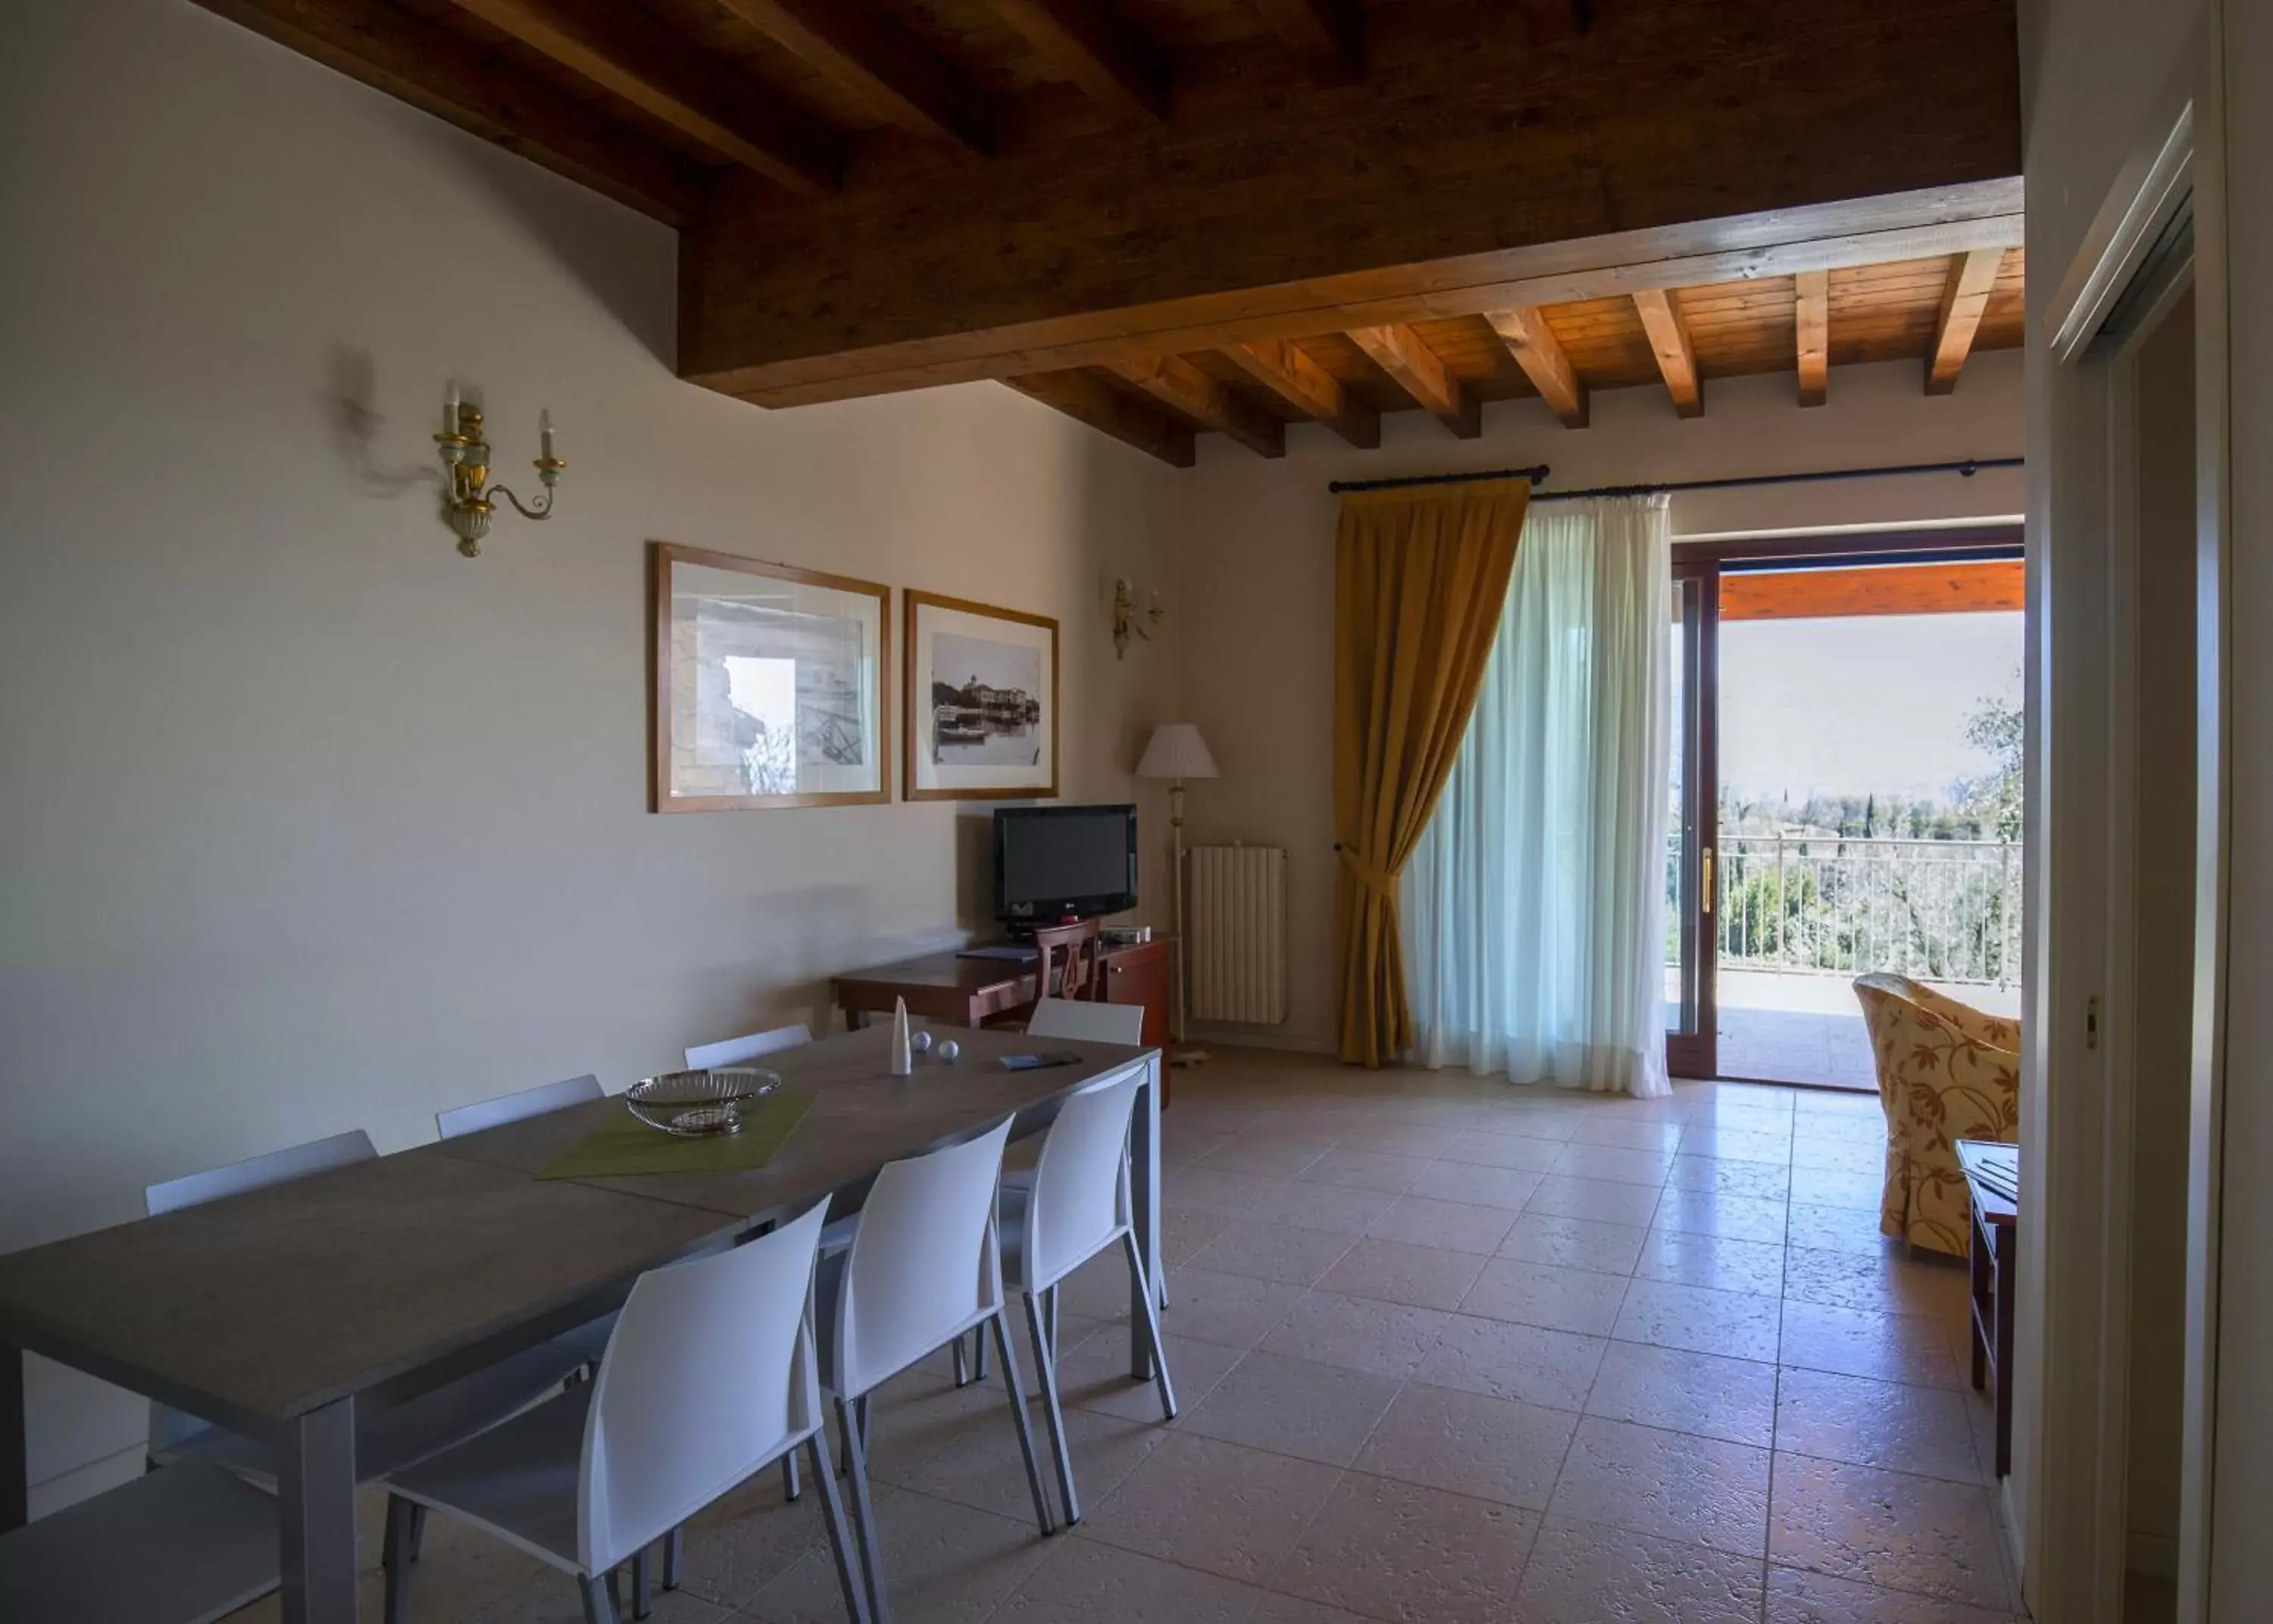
1129,1059,1162,1380
1,1341,24,1533
279,1398,359,1623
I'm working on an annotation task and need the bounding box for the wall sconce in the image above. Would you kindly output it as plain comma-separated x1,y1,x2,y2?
1112,578,1165,659
433,383,565,557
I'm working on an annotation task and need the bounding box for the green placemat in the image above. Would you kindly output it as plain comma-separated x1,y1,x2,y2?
538,1090,815,1179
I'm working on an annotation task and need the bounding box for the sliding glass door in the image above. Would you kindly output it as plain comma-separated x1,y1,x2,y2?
1665,567,1717,1079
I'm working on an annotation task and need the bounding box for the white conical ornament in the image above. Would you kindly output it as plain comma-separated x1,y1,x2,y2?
889,996,913,1076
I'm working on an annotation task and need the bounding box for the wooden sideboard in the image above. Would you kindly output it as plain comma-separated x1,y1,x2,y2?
834,938,1174,1049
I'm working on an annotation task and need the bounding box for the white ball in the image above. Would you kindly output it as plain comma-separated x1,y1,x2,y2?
911,1029,933,1052
937,1039,962,1063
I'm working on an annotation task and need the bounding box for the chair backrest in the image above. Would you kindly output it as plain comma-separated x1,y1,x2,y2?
684,1023,812,1071
580,1198,831,1575
1030,920,1102,1001
145,1129,377,1217
436,1074,602,1141
1026,998,1144,1045
831,1116,1015,1398
145,1129,380,1455
1019,1069,1143,1291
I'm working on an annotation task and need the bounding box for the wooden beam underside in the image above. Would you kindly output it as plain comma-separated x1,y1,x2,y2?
716,0,990,152
1002,371,1195,467
1794,268,1830,407
1928,248,2007,394
1252,0,1364,86
1349,325,1480,438
683,0,2023,401
1486,307,1587,428
445,0,839,192
1631,288,1702,417
990,0,1167,122
189,0,703,224
1224,339,1380,448
1110,355,1285,457
1720,561,2024,621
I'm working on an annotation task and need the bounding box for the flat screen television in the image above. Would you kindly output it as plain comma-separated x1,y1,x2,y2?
994,804,1139,926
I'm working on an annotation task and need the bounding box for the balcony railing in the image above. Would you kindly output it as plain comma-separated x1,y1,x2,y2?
1668,834,2021,988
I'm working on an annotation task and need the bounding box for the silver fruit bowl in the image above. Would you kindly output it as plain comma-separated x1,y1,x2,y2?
624,1067,780,1138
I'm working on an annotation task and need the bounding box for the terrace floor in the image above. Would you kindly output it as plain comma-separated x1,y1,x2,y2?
1684,970,2022,1094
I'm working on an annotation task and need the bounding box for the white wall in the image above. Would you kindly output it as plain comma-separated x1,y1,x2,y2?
0,0,1187,1510
1175,358,2025,1054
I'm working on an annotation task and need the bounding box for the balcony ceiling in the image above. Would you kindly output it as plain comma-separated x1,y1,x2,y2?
195,0,2024,465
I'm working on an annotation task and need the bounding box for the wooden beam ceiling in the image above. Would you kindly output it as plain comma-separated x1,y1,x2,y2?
1721,560,2024,621
1485,308,1587,428
1631,289,1703,418
1927,248,2007,394
1252,0,1364,86
1794,269,1830,407
1224,339,1380,448
1002,371,1194,467
714,0,991,152
1110,355,1286,457
443,0,839,193
1349,326,1480,439
190,0,704,224
990,0,1168,122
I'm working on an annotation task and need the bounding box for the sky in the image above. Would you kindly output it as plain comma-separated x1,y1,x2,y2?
1713,610,2022,804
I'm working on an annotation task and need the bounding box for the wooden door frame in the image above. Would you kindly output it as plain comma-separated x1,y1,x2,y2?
1666,526,2024,1088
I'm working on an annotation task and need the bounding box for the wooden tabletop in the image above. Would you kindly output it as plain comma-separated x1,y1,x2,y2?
0,1024,1153,1429
430,1024,1148,1221
1956,1138,2018,1225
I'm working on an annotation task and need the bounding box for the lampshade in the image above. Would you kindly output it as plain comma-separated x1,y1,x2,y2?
1136,723,1220,781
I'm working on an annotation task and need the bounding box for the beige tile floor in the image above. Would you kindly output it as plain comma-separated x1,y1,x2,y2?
228,1048,2027,1623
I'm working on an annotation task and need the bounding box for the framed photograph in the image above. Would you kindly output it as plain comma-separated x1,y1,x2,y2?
904,591,1058,801
651,542,890,812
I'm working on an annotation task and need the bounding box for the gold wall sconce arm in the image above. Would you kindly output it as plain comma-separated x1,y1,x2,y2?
433,388,565,557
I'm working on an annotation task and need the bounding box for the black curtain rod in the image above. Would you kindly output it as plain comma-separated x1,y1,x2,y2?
1327,456,2025,498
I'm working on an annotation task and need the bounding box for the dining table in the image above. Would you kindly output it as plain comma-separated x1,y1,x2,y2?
0,1023,1163,1622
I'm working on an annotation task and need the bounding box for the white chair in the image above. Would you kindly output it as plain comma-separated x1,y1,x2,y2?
380,1200,866,1624
1001,1068,1175,1524
144,1132,596,1491
0,1463,278,1623
685,1023,811,1071
819,1117,1052,1623
436,1073,602,1140
1024,998,1145,1045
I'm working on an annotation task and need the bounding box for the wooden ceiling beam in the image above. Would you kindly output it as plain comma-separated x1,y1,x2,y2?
1224,339,1380,448
446,0,839,193
1927,248,2006,395
190,0,704,225
1632,288,1703,417
1109,355,1285,457
1484,308,1587,428
990,0,1167,123
714,0,990,153
1252,0,1363,86
1348,326,1481,439
1002,371,1195,467
1721,560,2024,620
1795,268,1829,407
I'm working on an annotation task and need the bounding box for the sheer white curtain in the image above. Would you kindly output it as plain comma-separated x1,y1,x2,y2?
1402,495,1673,1096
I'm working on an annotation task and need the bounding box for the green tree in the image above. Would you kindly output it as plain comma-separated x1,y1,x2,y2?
1960,671,2024,840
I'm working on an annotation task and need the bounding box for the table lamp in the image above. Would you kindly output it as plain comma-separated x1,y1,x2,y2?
1136,723,1220,1064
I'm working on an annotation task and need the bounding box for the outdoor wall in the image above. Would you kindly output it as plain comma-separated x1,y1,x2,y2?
0,0,1186,1512
1174,355,2027,1054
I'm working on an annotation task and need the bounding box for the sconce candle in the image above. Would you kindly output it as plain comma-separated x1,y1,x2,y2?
433,389,567,558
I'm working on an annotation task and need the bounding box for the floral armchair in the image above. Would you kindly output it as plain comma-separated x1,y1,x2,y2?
1852,973,2021,1256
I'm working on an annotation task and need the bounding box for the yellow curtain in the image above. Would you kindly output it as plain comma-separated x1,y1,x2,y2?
1333,479,1530,1066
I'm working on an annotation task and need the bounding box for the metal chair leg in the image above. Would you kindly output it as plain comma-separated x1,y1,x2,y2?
380,1494,416,1624
629,1546,651,1619
836,1394,892,1624
1024,1292,1081,1525
807,1431,872,1624
952,1335,970,1388
972,1328,990,1383
579,1572,621,1624
1122,1232,1178,1419
662,1526,683,1591
783,1448,802,1501
989,1310,1055,1535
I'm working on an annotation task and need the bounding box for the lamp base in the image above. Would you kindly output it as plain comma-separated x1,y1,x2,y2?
1168,1045,1211,1068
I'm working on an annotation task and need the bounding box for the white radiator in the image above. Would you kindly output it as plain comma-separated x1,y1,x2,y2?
1187,845,1289,1024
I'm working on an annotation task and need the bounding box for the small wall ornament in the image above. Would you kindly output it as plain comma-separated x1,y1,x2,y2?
433,383,565,557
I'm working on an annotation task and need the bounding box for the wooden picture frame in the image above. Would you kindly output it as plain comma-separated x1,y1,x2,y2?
651,541,891,812
902,590,1059,801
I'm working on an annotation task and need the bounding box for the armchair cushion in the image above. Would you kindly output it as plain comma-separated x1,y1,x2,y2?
1852,974,2020,1256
